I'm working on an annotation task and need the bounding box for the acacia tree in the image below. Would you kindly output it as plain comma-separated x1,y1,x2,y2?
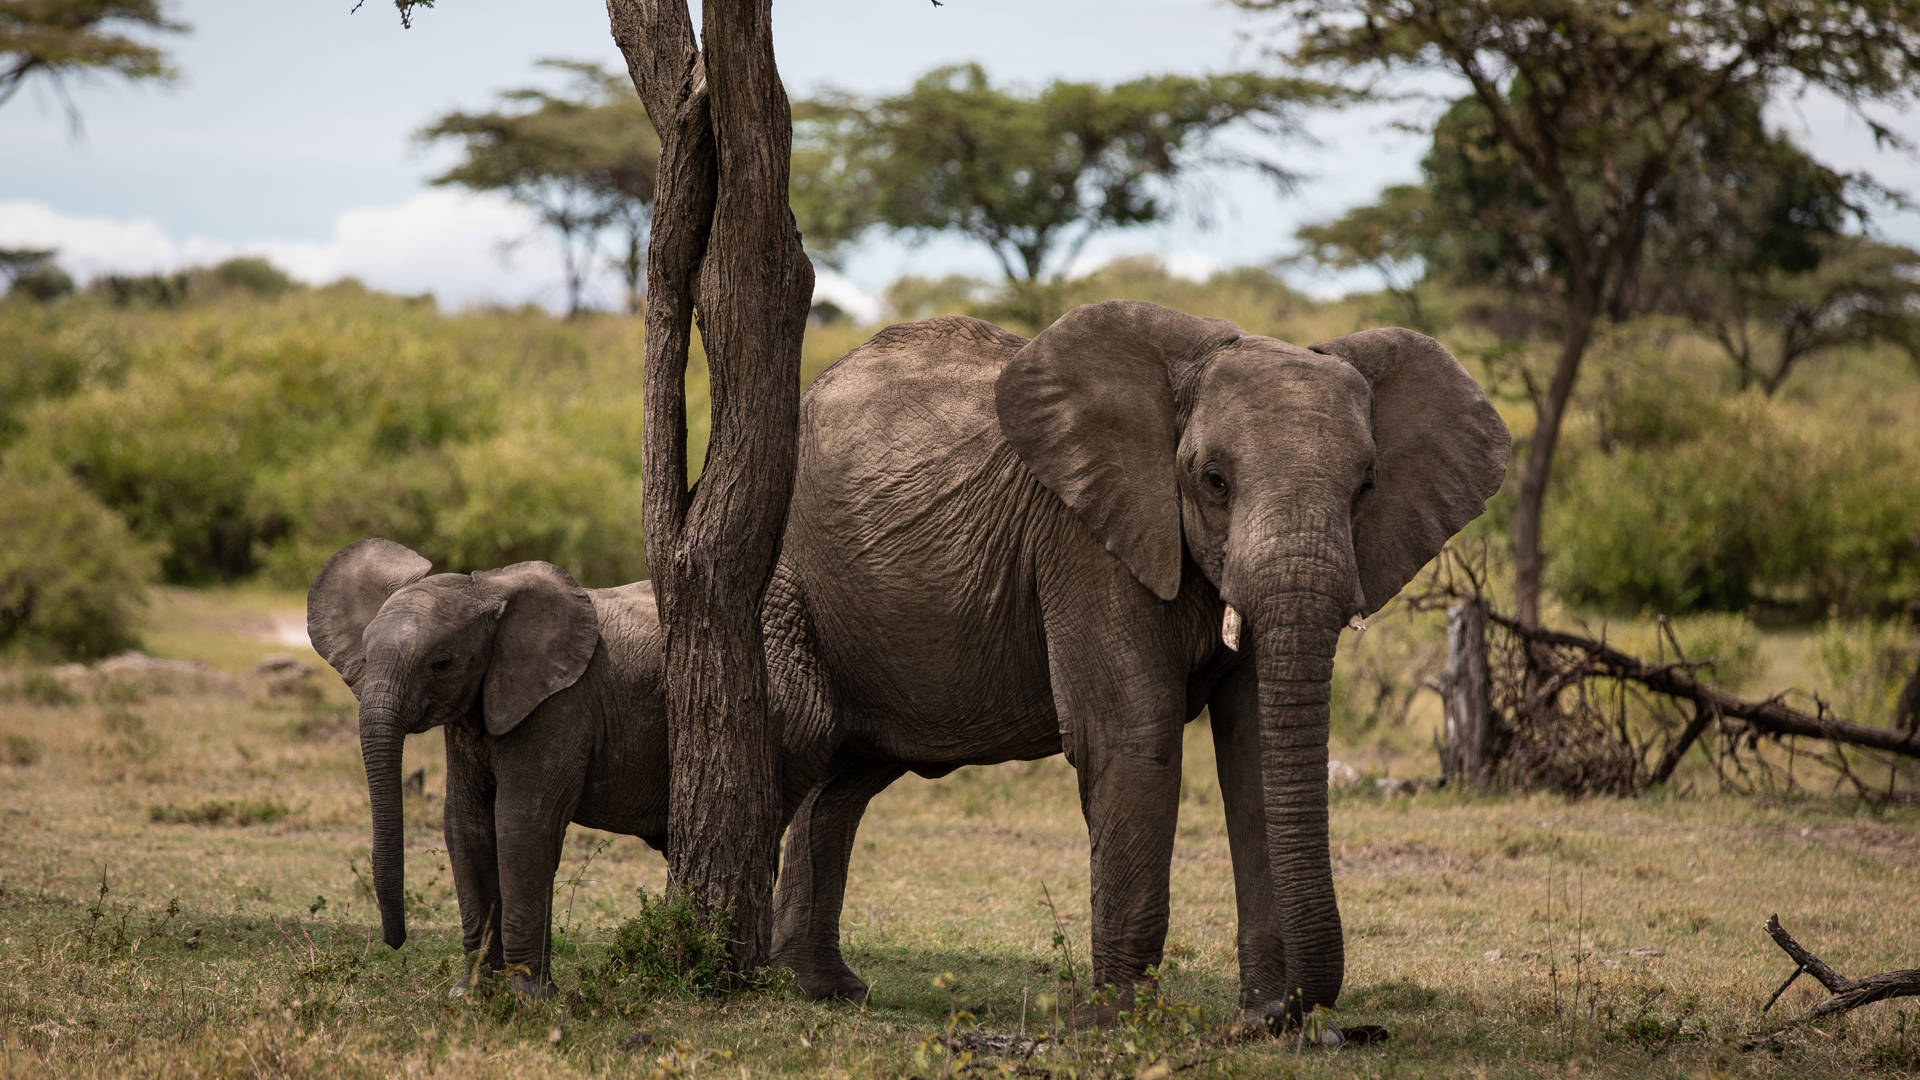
0,0,184,121
794,63,1336,326
1237,0,1920,625
421,61,660,315
602,0,812,973
1291,183,1437,328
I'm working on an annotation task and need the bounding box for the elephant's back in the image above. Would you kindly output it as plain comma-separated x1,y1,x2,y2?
802,316,1026,451
588,581,662,691
787,316,1064,761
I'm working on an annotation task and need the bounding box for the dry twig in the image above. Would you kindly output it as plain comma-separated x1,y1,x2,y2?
1741,915,1920,1050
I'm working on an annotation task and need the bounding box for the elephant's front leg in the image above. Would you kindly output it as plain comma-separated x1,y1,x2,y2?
493,786,577,999
772,753,906,1001
443,742,504,995
1045,607,1189,1024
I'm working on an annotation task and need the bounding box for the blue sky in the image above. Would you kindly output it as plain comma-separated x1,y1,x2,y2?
4,0,1917,316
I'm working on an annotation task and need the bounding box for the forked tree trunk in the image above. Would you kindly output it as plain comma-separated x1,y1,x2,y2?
606,0,814,974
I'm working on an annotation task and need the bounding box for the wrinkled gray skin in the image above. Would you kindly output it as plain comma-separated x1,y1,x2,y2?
766,301,1509,1029
307,541,668,998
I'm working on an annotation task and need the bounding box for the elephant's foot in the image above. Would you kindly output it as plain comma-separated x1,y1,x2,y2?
788,959,871,1002
449,957,506,999
509,970,558,1000
1066,983,1141,1030
1230,1001,1389,1045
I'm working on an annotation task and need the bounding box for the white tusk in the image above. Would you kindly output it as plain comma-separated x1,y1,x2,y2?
1348,614,1367,634
1221,605,1242,651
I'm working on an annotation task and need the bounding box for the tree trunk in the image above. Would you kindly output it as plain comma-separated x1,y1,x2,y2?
1511,288,1598,627
606,0,814,975
1897,644,1920,736
1439,595,1497,787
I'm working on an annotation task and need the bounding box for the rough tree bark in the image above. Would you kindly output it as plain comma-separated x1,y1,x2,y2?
1439,594,1497,787
605,0,814,973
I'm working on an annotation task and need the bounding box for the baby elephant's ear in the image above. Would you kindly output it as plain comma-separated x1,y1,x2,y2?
307,539,432,691
471,562,599,736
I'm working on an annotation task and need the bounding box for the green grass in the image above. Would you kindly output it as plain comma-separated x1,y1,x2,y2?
3,590,1919,1077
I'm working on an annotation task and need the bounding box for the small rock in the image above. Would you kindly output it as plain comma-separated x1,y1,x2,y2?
622,1032,654,1052
1623,946,1664,957
1327,759,1361,788
1484,948,1503,962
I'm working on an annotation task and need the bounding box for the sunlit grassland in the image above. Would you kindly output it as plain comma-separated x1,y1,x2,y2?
2,588,1918,1078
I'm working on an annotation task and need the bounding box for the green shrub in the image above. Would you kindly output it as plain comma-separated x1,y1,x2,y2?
1550,395,1920,615
600,889,735,996
1815,619,1917,724
148,798,292,827
200,257,295,297
2,733,40,765
8,263,75,303
0,468,157,659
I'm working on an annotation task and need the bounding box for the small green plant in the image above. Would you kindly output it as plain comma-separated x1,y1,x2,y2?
148,798,292,827
2,732,41,765
600,888,736,996
16,670,81,707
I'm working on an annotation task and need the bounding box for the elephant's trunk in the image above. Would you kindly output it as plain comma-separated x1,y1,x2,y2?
358,696,409,950
1250,579,1346,1021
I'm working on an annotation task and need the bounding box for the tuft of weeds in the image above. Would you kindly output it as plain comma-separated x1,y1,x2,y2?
592,888,737,998
3,731,41,765
15,670,82,707
148,798,292,827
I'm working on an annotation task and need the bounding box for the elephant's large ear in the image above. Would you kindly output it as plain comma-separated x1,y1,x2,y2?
471,561,599,736
307,539,432,691
1311,328,1511,614
996,300,1242,601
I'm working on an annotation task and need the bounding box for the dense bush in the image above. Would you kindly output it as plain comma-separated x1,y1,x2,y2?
0,468,158,659
3,294,666,585
1549,394,1920,615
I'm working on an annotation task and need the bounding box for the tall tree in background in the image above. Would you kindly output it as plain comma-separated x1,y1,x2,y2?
420,61,660,316
1238,0,1920,626
0,0,184,121
794,63,1337,326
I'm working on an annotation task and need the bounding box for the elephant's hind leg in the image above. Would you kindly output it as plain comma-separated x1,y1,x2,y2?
772,753,905,1001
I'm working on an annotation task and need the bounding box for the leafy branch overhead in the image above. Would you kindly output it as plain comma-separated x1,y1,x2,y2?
0,0,186,121
793,63,1344,325
419,61,661,316
1236,0,1920,626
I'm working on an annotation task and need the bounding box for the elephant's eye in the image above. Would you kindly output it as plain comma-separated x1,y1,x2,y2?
1358,465,1376,497
430,657,455,674
1202,468,1229,498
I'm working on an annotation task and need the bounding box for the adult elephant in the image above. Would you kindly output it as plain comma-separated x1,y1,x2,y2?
766,301,1508,1029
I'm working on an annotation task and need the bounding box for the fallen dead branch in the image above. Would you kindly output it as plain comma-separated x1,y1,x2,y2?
1741,915,1920,1050
1491,614,1920,763
1409,550,1920,796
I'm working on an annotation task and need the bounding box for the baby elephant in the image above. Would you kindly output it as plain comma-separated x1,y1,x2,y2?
308,538,669,997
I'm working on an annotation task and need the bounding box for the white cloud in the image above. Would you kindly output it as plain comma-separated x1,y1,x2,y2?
0,193,883,318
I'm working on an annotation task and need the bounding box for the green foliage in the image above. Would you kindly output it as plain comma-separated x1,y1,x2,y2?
148,798,292,827
1,248,74,303
201,257,294,298
2,292,662,588
1815,619,1918,724
598,889,735,997
0,0,186,113
795,63,1336,325
421,60,659,315
1549,395,1920,615
0,467,156,660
